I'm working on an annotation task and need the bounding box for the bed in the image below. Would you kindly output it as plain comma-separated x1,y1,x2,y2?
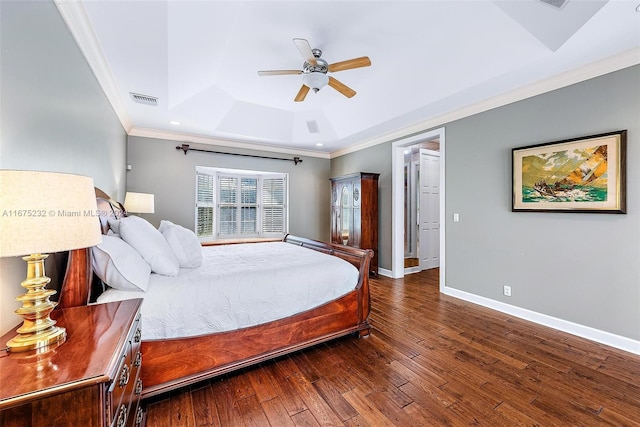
57,190,373,398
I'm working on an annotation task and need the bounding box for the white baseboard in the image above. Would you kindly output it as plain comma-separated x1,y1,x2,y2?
377,267,393,278
403,266,422,275
441,286,640,355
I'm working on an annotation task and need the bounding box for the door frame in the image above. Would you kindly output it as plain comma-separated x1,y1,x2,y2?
391,127,445,286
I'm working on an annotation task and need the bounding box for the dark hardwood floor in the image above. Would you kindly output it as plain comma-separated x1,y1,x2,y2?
145,269,640,426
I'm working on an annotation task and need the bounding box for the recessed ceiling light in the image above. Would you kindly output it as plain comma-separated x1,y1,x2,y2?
169,120,181,125
315,143,323,147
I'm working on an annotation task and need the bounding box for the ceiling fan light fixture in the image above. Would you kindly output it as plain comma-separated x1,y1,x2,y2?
303,72,329,92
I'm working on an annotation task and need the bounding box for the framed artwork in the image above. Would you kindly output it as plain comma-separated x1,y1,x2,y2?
512,130,626,213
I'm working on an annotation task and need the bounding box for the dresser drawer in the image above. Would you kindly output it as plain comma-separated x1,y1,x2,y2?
109,313,142,427
127,352,144,427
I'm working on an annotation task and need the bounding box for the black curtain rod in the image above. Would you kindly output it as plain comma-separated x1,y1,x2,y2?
176,143,303,165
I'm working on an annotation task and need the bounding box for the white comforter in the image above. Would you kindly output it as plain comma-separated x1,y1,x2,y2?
96,241,359,340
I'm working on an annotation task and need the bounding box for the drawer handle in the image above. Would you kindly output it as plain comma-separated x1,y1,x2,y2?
135,406,144,426
119,364,130,388
116,404,127,427
134,328,142,343
134,351,142,367
135,378,143,395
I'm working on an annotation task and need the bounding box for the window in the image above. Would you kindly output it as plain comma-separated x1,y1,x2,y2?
195,167,288,241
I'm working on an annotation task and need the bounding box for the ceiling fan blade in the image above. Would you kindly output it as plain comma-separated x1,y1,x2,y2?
258,70,303,76
328,56,371,73
294,85,310,102
328,77,356,98
293,38,317,66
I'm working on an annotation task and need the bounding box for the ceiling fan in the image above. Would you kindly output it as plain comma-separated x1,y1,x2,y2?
258,38,371,102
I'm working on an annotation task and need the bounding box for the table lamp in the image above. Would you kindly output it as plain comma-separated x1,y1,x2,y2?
123,192,154,215
0,170,102,352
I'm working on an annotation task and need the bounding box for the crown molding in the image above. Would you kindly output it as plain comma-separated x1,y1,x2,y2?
129,128,330,159
330,47,640,159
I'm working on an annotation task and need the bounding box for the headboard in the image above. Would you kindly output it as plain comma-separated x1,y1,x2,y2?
96,190,126,234
57,188,125,309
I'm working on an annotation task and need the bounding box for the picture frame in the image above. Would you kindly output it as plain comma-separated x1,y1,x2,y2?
512,130,626,213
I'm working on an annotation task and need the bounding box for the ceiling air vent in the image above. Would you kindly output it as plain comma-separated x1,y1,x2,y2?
539,0,569,9
306,120,320,134
130,92,158,106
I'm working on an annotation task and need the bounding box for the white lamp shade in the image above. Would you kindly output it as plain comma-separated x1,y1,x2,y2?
124,192,155,214
0,170,103,257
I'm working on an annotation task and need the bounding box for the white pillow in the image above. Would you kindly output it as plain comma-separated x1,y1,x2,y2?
116,216,180,276
158,220,203,269
91,235,151,292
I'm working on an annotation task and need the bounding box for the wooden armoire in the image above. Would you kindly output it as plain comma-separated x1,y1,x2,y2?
330,172,379,275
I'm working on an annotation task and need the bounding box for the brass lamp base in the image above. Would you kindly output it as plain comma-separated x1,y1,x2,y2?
6,325,66,352
6,254,67,353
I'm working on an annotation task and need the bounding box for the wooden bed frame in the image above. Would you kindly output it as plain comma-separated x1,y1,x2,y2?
56,193,373,399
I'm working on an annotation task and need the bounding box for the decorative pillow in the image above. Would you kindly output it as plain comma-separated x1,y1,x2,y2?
116,215,180,276
158,220,203,269
91,235,151,292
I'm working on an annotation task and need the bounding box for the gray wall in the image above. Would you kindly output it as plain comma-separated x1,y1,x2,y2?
127,136,331,240
332,65,639,341
0,1,127,335
445,66,639,340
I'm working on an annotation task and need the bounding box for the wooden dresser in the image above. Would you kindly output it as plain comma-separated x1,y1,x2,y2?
0,298,144,427
330,172,379,275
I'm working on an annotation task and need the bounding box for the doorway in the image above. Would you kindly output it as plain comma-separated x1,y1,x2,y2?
402,143,440,273
392,127,445,285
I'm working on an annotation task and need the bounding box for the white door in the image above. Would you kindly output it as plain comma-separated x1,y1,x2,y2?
419,150,440,270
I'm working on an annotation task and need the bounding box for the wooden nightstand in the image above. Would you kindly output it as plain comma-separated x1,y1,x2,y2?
0,298,144,427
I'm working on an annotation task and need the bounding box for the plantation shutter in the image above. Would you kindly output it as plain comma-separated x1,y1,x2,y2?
262,175,286,235
218,176,238,236
195,171,216,238
240,177,258,235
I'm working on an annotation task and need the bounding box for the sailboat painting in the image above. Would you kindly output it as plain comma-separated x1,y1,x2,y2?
512,130,626,213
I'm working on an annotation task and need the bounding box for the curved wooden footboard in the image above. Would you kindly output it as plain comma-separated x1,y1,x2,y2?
142,289,367,397
59,234,373,399
283,234,372,329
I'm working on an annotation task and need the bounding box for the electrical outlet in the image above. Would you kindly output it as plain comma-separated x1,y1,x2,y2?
503,285,512,297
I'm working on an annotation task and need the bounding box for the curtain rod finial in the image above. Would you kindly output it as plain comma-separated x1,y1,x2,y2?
294,157,302,165
176,143,190,155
